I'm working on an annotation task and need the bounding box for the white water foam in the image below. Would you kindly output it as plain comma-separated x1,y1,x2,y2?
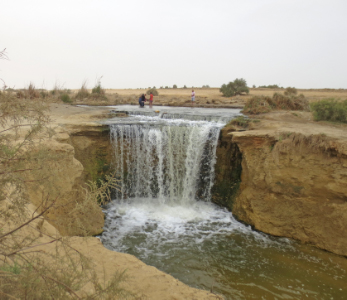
101,197,287,258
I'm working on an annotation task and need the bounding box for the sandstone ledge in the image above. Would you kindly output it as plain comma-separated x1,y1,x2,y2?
230,112,347,256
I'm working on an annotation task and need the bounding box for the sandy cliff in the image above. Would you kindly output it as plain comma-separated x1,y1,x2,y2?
228,112,347,256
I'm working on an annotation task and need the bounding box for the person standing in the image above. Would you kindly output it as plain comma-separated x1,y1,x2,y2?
191,89,195,107
149,92,154,108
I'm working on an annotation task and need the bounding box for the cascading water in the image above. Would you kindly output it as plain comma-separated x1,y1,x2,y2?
109,122,220,203
101,106,347,300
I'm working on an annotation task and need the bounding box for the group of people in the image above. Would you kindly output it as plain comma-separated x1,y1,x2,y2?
139,93,154,108
138,89,196,108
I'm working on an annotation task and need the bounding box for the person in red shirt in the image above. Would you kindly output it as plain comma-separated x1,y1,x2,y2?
149,92,154,108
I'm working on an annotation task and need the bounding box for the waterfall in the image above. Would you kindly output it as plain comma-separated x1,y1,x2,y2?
110,120,222,205
101,108,347,300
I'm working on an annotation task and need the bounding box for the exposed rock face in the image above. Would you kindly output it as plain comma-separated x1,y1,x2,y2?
25,124,113,237
212,126,242,209
231,130,347,256
67,125,113,184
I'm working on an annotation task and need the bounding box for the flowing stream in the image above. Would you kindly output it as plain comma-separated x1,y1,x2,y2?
101,106,347,300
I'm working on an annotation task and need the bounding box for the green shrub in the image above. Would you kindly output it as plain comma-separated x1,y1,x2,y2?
220,78,249,97
92,84,103,95
310,99,347,123
40,90,49,99
61,93,72,103
228,116,251,128
173,84,177,89
146,87,158,96
91,79,106,99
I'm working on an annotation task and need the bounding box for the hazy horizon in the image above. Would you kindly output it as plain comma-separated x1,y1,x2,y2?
1,0,346,90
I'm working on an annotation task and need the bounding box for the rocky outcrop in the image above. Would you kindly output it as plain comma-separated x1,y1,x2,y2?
230,129,347,256
25,123,113,237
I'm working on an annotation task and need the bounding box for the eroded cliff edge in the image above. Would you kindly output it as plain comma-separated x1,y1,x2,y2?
214,111,347,256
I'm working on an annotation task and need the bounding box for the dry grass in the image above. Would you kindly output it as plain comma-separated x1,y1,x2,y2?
242,92,310,115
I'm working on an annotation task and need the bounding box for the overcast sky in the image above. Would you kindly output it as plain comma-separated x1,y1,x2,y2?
1,0,347,89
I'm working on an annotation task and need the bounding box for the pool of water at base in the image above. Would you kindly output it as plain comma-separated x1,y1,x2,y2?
101,199,347,300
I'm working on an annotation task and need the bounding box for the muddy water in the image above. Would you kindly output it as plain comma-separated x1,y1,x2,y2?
101,199,347,300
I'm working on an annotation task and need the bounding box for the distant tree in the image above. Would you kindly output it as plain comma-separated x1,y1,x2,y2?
258,84,281,89
183,85,187,89
165,86,169,89
252,85,256,88
173,84,177,89
220,78,249,97
160,86,163,89
202,85,210,88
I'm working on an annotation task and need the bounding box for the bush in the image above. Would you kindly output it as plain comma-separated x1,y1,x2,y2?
183,85,187,89
220,78,249,97
242,96,273,114
40,90,49,99
61,93,72,103
310,99,347,123
50,82,64,98
16,83,40,99
272,93,309,110
173,84,177,89
165,86,169,89
242,93,310,114
202,85,210,88
91,78,106,99
284,87,297,96
75,81,89,100
146,87,158,96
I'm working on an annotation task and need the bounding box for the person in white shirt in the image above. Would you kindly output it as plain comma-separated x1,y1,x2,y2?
191,89,195,107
